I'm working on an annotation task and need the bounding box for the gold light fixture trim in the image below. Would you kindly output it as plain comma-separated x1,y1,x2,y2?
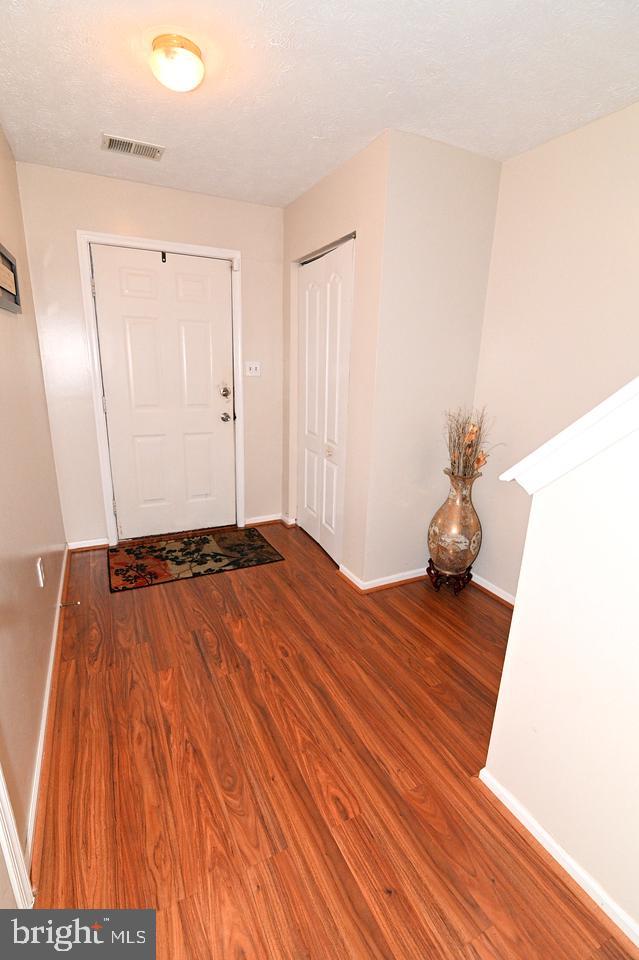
150,34,205,93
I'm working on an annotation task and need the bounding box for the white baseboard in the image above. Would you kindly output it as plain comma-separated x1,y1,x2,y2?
339,564,426,591
245,514,284,525
0,759,33,907
479,768,639,947
338,563,514,602
472,573,515,606
68,538,109,550
25,545,69,869
245,514,297,527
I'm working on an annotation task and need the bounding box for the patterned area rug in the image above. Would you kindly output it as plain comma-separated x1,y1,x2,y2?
108,526,283,592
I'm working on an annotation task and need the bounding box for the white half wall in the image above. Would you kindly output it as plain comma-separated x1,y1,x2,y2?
484,422,639,940
18,163,284,544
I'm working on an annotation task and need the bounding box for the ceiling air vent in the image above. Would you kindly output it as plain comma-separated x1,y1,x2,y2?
101,134,165,161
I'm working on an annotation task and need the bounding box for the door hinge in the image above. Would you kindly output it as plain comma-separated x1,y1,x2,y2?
90,276,96,297
102,395,107,414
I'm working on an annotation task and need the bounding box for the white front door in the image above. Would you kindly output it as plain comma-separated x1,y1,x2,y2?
297,240,354,563
91,244,236,540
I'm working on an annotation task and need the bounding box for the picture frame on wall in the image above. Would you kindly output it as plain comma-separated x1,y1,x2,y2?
0,242,21,313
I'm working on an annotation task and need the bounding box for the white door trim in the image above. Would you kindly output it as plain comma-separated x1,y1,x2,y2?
77,231,245,545
0,760,34,908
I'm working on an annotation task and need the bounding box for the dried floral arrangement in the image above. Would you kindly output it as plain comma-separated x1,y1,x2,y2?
446,407,489,477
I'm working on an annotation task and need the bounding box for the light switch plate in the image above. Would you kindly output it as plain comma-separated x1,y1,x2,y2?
244,361,261,377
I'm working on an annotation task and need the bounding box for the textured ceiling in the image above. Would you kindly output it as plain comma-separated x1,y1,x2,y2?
2,0,639,206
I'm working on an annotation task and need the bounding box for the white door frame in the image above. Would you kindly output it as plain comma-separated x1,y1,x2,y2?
77,231,245,545
0,760,33,907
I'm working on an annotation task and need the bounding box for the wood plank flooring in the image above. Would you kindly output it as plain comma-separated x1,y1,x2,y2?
35,523,638,959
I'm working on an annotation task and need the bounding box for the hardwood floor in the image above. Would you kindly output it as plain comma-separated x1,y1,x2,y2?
35,523,638,959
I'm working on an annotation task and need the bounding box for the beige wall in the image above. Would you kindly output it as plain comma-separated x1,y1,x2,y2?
0,129,65,846
486,426,639,930
284,131,499,582
364,131,500,581
283,134,390,575
474,101,639,596
17,163,283,543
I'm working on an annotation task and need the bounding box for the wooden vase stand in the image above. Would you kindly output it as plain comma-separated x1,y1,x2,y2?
427,558,473,595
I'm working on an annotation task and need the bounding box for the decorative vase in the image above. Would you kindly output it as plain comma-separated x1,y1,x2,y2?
427,468,482,594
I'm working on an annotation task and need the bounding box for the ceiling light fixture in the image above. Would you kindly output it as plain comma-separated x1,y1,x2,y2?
150,34,205,93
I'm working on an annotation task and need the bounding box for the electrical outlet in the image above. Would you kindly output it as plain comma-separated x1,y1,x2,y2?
36,557,45,588
244,360,261,377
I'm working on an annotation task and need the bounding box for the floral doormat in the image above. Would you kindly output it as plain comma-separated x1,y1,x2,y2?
108,526,283,592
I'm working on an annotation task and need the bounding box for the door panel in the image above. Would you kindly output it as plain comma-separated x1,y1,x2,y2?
133,435,169,504
304,449,319,518
304,284,321,437
322,459,338,533
92,244,235,539
175,270,209,303
120,267,157,298
184,432,215,501
126,318,161,408
297,240,354,563
180,320,213,407
325,274,342,447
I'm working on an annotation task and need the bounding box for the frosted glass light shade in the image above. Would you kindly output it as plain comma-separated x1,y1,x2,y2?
150,35,205,92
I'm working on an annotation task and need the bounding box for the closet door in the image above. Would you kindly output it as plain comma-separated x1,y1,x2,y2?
297,240,354,563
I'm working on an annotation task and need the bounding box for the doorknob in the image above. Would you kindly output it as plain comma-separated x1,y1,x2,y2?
221,412,231,422
220,385,232,399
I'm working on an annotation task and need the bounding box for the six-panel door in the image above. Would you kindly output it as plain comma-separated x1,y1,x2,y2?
91,244,235,539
